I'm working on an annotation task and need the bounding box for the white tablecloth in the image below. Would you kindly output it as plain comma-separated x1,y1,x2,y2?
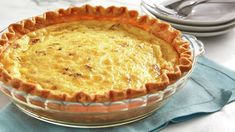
0,0,235,131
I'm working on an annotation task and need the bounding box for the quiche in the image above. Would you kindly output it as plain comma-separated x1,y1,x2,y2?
0,5,192,102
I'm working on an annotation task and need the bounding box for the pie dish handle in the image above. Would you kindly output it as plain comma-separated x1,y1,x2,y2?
182,34,205,57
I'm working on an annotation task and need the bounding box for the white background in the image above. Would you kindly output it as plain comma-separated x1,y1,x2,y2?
0,0,235,131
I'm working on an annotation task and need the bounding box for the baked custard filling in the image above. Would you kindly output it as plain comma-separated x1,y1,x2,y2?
0,20,179,95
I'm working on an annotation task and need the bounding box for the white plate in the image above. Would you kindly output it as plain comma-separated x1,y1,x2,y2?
141,4,235,32
142,0,235,26
183,28,233,37
141,5,233,37
169,21,235,32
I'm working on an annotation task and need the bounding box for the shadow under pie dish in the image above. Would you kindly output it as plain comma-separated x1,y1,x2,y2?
0,5,201,127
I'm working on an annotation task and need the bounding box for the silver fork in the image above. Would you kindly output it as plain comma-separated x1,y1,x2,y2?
175,0,235,16
145,0,235,17
167,0,235,9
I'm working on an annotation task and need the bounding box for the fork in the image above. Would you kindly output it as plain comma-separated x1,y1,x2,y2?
147,0,235,17
175,0,235,16
167,0,235,9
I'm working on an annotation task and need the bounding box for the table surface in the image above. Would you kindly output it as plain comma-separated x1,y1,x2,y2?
0,0,235,132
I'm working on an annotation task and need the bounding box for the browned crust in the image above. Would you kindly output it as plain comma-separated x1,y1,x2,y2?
0,5,192,103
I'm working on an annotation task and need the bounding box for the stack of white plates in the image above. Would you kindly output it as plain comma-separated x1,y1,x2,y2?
141,0,235,37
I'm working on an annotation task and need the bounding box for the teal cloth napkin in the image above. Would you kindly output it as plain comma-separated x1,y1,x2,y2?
0,56,235,132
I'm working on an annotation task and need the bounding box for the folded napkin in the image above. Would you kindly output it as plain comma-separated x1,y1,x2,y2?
0,56,235,132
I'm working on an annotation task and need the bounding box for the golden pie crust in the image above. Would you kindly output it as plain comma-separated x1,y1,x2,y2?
0,5,192,102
